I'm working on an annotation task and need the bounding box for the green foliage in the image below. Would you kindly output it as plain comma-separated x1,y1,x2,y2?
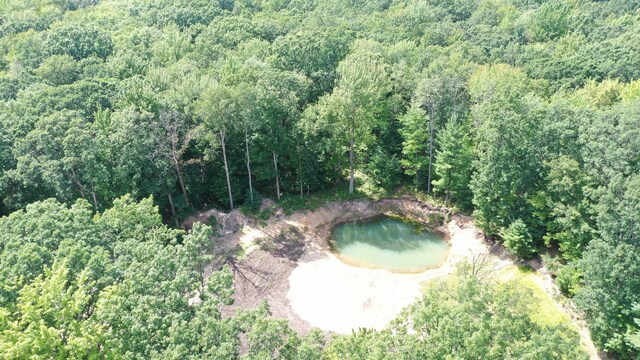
555,262,581,296
525,0,572,42
271,28,351,99
502,219,536,259
364,146,402,191
0,0,639,357
0,260,101,358
432,114,473,209
244,188,263,210
469,65,547,235
279,186,365,215
399,106,429,187
572,174,640,358
301,39,393,194
0,196,299,359
575,240,640,358
628,304,640,353
44,22,113,61
34,55,79,86
535,156,593,260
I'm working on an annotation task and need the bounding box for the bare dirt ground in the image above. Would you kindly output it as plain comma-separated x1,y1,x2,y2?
188,198,600,359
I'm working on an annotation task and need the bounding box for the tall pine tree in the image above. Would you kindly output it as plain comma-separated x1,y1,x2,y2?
432,114,473,209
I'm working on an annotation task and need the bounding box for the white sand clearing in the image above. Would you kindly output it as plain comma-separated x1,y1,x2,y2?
286,220,489,333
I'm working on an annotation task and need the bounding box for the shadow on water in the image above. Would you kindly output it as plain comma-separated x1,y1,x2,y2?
328,215,449,272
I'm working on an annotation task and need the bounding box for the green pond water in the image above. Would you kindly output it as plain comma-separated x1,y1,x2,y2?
330,216,449,273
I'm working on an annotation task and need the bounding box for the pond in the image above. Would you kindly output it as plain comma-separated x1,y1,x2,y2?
329,215,449,273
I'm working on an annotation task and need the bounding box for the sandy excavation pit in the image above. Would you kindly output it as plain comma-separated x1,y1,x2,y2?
196,199,490,334
286,217,486,333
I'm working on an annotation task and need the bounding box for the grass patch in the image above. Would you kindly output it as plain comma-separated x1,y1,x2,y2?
239,205,275,221
420,264,574,330
235,245,246,260
279,186,368,215
499,265,571,327
274,181,463,217
279,185,448,216
427,212,446,226
394,185,473,215
279,172,403,215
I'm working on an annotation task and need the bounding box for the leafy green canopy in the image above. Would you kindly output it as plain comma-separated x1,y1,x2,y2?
0,196,325,359
0,0,640,357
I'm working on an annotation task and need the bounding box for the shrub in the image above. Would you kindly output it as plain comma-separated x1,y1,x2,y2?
502,219,536,259
244,189,263,211
556,262,581,296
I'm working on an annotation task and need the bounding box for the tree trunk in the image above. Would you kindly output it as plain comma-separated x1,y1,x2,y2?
349,138,355,194
273,151,280,200
244,127,253,202
220,131,234,209
169,122,191,207
69,168,86,200
299,162,303,198
445,168,451,208
90,183,98,210
427,104,435,194
175,161,190,207
167,192,179,227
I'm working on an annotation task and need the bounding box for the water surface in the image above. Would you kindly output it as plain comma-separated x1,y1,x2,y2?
330,216,449,273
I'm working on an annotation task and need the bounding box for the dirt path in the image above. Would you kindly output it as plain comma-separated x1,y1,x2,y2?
193,198,599,358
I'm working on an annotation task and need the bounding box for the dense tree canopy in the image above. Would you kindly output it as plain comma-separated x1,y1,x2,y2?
1,0,639,357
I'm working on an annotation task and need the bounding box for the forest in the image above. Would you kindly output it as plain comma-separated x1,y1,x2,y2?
0,0,639,358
